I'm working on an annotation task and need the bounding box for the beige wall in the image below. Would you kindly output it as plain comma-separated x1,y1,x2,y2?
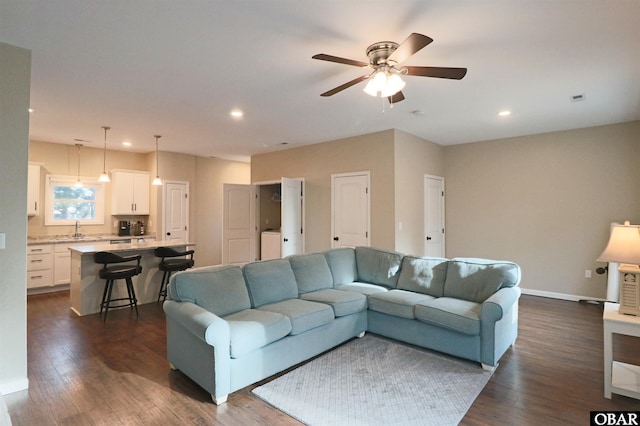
393,130,445,255
251,130,397,252
444,121,640,299
0,42,30,394
194,157,251,266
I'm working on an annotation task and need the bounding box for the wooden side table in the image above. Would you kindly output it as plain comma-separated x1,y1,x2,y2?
603,302,640,399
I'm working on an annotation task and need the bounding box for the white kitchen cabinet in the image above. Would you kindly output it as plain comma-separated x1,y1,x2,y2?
27,244,54,288
27,163,41,216
111,170,150,215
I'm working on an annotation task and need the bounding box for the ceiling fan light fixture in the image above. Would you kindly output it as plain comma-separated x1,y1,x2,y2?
363,70,405,97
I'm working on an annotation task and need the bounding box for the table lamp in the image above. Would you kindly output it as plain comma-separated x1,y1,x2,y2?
598,221,640,315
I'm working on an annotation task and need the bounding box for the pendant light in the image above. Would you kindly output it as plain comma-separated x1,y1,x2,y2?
98,126,111,182
74,143,83,188
152,134,162,186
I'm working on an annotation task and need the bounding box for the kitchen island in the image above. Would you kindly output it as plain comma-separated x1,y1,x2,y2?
69,239,194,316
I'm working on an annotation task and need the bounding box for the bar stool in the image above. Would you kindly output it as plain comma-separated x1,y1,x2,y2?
94,251,142,321
154,247,195,302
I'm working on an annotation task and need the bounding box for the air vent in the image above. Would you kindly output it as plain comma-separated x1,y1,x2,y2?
570,93,586,103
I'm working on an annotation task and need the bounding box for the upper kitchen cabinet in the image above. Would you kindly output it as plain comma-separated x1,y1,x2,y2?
27,163,42,216
111,170,150,215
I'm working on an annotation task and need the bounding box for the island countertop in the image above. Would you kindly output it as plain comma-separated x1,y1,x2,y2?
69,239,194,255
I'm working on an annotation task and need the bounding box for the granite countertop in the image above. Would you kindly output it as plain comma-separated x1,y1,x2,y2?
27,234,156,245
69,239,194,255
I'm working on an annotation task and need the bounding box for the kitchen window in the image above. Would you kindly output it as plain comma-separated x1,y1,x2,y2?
44,175,106,225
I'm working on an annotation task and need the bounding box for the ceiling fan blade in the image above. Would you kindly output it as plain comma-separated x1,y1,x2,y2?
387,33,433,64
320,75,369,97
312,54,369,68
404,66,467,80
388,91,405,104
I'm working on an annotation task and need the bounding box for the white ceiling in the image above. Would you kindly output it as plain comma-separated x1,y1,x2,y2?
2,1,639,162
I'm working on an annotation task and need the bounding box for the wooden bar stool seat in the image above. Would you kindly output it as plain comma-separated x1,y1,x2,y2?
154,247,195,302
94,251,142,321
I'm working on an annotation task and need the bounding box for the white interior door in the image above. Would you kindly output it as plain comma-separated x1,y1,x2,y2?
281,177,304,257
424,175,445,257
331,172,370,248
163,181,188,241
222,183,256,265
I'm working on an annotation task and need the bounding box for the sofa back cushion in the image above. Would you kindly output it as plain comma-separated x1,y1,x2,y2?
168,265,250,317
443,258,521,303
355,246,404,289
396,256,449,297
288,253,334,294
243,259,299,307
324,247,357,285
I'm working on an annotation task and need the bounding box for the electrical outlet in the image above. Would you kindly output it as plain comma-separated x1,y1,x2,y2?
113,220,117,228
585,269,592,279
0,232,5,250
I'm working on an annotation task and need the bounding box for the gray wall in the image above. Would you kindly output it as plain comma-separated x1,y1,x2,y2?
0,42,31,394
444,121,640,299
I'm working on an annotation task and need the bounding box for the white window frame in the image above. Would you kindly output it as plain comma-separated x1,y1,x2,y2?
44,174,106,226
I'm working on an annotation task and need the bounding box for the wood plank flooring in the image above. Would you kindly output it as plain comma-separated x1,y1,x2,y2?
6,291,640,425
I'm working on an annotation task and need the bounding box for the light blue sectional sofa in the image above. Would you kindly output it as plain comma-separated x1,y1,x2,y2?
163,246,521,404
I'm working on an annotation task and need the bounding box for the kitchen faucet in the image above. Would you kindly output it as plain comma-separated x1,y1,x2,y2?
74,220,81,238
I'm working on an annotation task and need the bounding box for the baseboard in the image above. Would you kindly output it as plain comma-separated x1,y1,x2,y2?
0,378,28,396
520,287,606,303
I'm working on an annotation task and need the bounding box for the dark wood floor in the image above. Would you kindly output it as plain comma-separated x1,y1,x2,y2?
5,292,640,425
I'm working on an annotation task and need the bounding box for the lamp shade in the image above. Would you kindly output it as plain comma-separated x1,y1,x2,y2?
597,221,640,264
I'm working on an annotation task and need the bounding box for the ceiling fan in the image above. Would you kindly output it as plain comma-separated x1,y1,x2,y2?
312,33,467,104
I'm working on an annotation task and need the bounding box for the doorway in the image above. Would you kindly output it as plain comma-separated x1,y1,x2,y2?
424,175,445,257
331,171,370,248
163,181,189,242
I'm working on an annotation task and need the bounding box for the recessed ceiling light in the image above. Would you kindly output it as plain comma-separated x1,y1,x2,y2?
122,141,132,147
498,110,511,117
230,109,244,118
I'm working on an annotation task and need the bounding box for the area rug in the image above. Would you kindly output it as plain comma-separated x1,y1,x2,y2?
252,335,492,426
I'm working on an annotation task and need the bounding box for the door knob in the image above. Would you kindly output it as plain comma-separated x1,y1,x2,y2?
426,236,432,241
167,232,171,236
283,238,289,242
333,237,339,241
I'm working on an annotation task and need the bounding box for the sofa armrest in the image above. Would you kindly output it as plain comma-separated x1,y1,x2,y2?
479,286,521,367
480,286,521,323
163,300,231,401
164,300,231,348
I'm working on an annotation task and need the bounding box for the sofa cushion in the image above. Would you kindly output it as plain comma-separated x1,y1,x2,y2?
169,265,250,317
300,288,367,317
396,256,449,298
324,247,357,285
355,246,404,288
414,298,481,336
443,258,521,303
288,253,334,294
223,309,292,358
257,299,334,335
367,290,435,319
243,259,298,307
334,282,388,295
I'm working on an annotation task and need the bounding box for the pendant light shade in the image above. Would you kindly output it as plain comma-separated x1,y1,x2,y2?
98,126,111,182
74,143,83,188
152,134,162,186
